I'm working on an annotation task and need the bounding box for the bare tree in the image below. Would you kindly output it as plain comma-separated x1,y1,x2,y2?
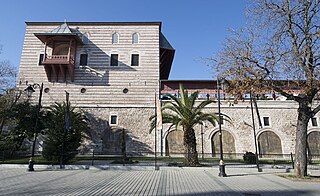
0,45,17,92
211,0,320,177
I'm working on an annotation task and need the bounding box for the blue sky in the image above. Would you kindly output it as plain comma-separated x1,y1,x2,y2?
0,0,246,80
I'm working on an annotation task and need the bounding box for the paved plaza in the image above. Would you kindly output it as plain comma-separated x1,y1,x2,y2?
0,166,319,196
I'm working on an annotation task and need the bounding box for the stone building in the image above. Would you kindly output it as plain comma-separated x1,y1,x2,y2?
17,21,174,155
161,80,320,159
17,22,320,158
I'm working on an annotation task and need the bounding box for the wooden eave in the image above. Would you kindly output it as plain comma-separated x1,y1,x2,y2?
160,48,175,80
34,33,84,45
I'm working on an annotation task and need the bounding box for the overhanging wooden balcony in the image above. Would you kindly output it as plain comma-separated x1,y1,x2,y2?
42,55,75,65
42,54,75,82
34,22,84,82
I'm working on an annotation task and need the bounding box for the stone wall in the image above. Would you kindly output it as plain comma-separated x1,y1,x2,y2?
54,96,320,157
81,107,156,155
162,100,320,157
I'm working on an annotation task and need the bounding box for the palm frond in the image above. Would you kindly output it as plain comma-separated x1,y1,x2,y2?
193,99,215,114
149,84,220,135
187,91,199,109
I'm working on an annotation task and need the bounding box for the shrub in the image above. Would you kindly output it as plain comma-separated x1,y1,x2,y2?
243,151,256,164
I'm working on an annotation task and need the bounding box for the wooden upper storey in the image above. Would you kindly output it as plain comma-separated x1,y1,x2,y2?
161,80,311,101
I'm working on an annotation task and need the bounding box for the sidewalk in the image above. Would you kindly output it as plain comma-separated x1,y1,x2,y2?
0,165,319,195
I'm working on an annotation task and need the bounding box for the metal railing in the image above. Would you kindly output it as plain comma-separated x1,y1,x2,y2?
2,150,320,167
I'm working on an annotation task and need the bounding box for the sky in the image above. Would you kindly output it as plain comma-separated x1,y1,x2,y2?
0,0,246,80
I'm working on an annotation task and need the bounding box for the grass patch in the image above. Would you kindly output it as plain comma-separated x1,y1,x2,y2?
278,174,320,182
1,156,52,164
109,157,139,164
74,155,117,161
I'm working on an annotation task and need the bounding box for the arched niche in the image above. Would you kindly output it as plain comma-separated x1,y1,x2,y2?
307,131,320,157
53,43,70,55
211,130,235,158
258,131,282,157
165,130,184,156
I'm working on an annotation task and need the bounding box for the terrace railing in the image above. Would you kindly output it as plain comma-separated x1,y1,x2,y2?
43,55,74,65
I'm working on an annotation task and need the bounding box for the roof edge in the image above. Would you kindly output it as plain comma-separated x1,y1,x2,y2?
161,80,216,82
25,21,162,26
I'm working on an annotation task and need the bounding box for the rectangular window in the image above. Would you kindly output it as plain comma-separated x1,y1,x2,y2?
38,54,44,65
263,117,270,127
111,54,118,66
80,54,88,65
110,115,118,125
131,54,139,66
311,117,318,127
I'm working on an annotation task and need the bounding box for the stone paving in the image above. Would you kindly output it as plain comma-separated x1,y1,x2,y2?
0,166,319,196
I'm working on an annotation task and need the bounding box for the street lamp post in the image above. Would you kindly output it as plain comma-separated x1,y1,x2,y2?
217,77,227,177
201,122,204,160
24,82,43,172
60,91,70,169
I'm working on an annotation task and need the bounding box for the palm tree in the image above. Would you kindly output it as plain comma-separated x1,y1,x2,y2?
150,84,219,166
42,102,89,164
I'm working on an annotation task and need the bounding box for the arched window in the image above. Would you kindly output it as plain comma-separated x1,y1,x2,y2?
132,33,139,44
82,33,89,44
112,33,119,44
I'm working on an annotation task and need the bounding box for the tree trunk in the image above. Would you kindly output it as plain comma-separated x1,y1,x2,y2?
294,100,311,177
183,128,199,166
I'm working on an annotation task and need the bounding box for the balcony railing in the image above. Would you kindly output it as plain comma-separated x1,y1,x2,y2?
43,55,74,65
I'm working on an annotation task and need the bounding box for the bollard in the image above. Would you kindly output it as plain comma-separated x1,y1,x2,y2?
28,158,34,171
91,150,95,166
290,152,294,169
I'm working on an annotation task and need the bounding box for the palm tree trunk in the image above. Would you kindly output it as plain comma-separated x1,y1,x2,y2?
184,128,199,166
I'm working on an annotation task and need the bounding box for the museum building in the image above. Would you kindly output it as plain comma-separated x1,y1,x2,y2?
17,22,320,158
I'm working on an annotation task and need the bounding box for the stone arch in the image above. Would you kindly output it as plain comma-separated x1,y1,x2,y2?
211,129,236,158
165,129,184,156
101,127,123,155
257,131,282,157
307,131,320,157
